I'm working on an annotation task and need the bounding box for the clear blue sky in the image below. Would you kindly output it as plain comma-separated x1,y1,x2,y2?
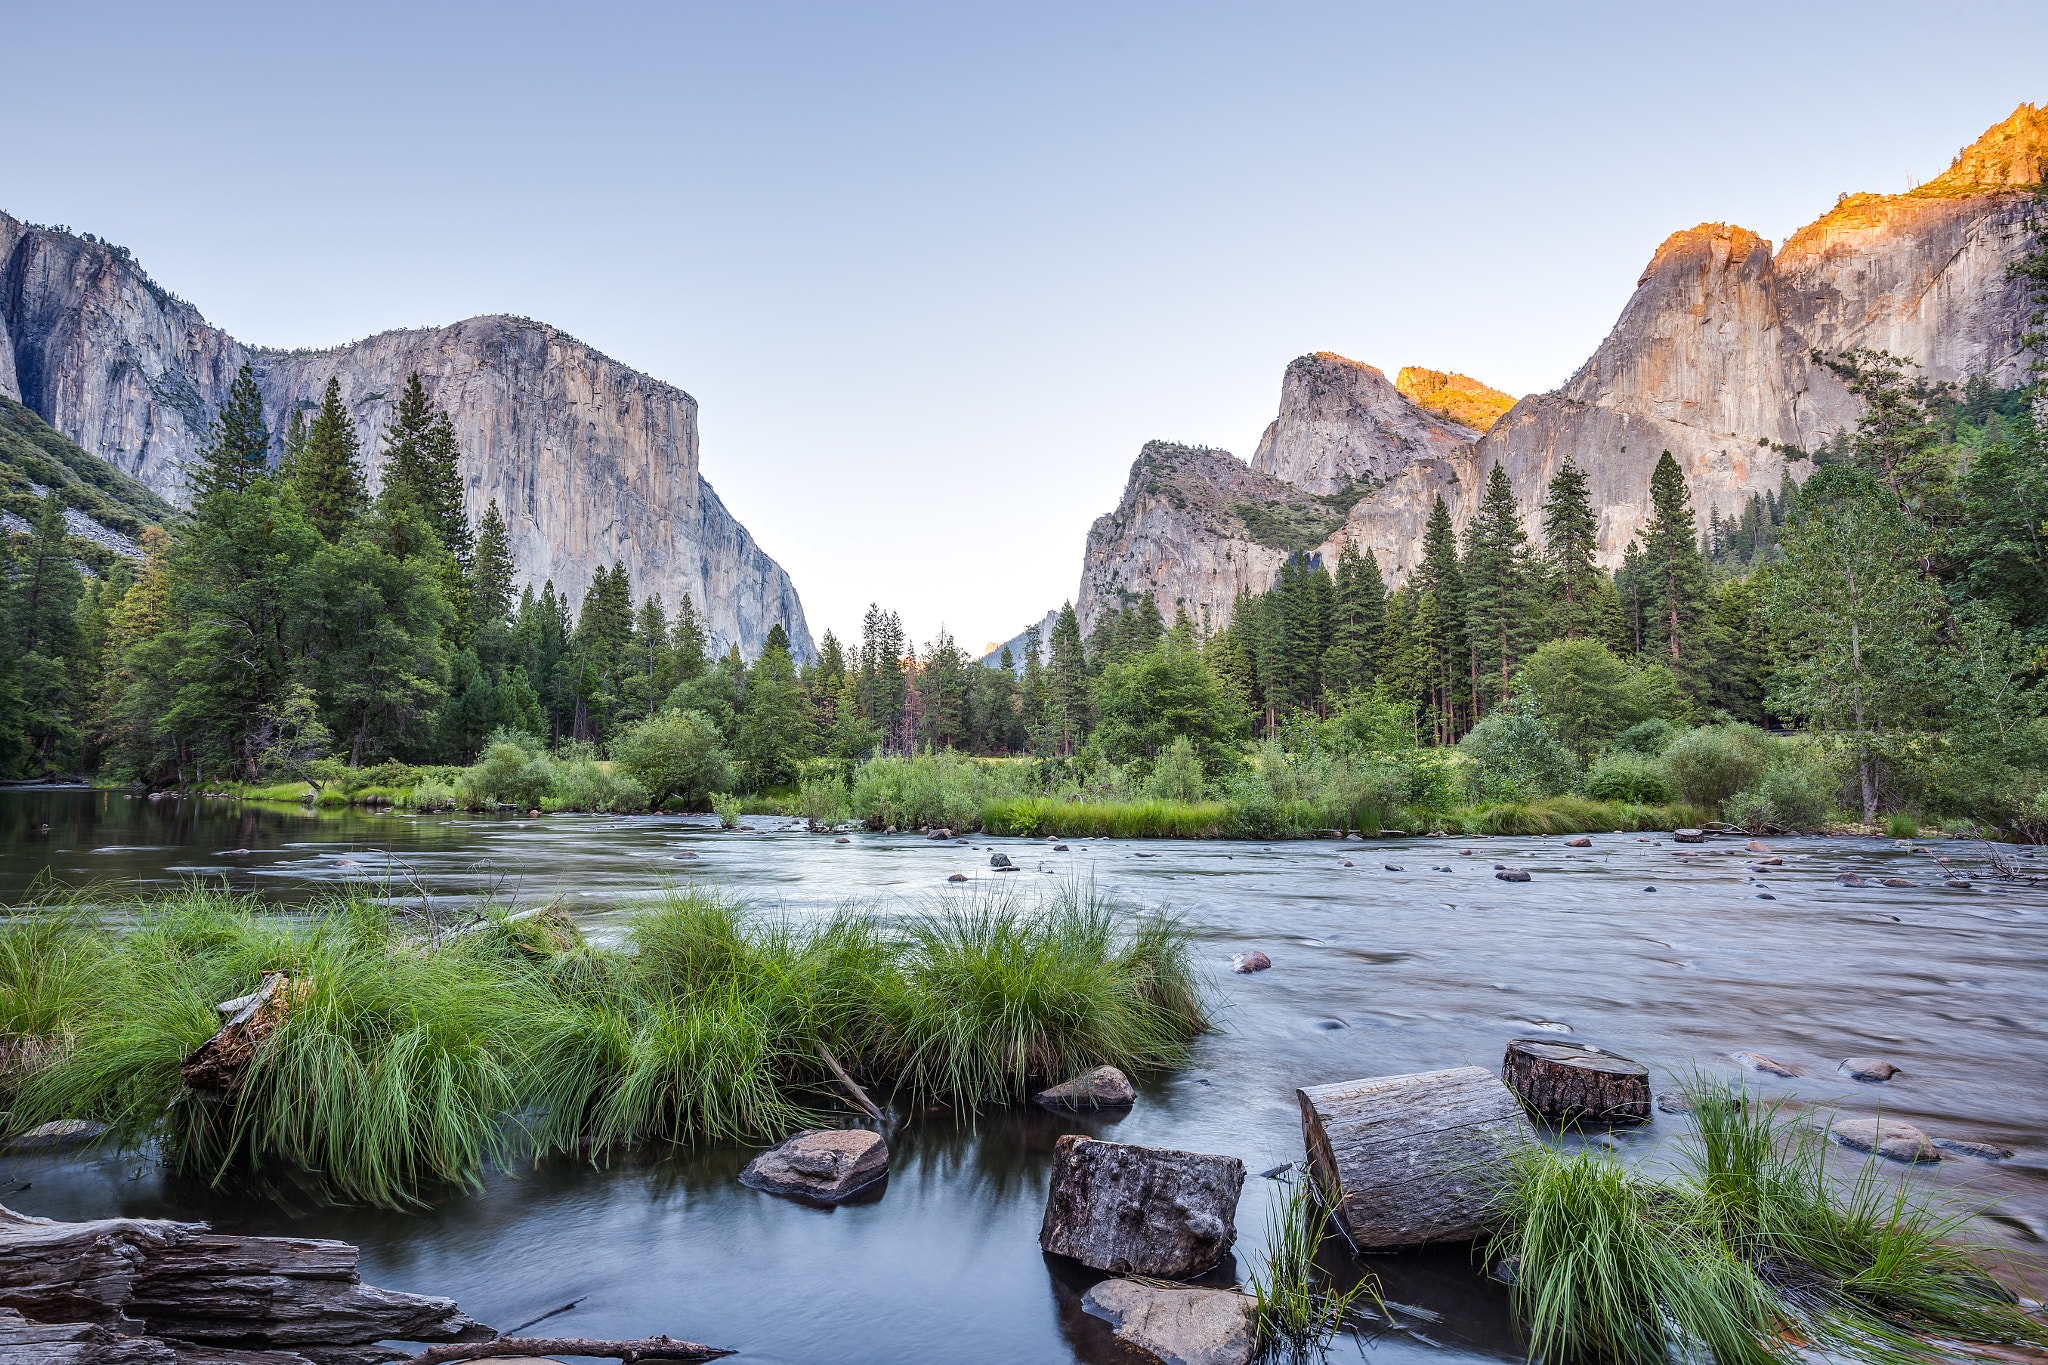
7,2,2043,653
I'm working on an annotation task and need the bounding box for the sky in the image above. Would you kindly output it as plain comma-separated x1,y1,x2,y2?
6,1,2045,655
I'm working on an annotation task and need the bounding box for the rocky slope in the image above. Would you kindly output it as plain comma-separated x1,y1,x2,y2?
0,213,811,658
1074,103,2045,617
1394,367,1518,434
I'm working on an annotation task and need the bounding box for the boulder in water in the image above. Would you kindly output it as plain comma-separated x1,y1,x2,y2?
5,1119,105,1152
1732,1050,1797,1077
1231,950,1271,974
1933,1137,2013,1161
1673,829,1706,844
1564,836,1591,848
1495,868,1531,882
1841,1057,1899,1082
1832,1117,1939,1164
1039,1136,1243,1277
1081,1279,1255,1365
1035,1066,1136,1110
741,1128,890,1201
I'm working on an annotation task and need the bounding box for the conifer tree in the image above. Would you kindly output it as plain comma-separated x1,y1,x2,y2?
293,378,368,542
469,500,516,632
1463,464,1535,709
673,592,709,683
1641,451,1710,670
188,362,271,506
1046,602,1087,755
381,374,471,566
1325,542,1386,696
1541,454,1601,640
1415,496,1466,742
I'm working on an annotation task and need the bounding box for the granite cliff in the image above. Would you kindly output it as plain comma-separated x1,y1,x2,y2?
0,213,811,658
1071,103,2046,620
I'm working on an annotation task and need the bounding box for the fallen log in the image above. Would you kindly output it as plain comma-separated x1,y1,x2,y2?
181,973,294,1091
0,1306,177,1364
1500,1039,1651,1125
403,1338,732,1364
1298,1066,1531,1250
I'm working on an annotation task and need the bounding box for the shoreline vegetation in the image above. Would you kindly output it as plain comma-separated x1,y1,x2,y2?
0,880,1207,1209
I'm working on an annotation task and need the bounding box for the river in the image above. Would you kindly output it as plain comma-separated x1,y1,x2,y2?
3,787,2044,1364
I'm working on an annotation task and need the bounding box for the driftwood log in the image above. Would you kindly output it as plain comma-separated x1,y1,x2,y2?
0,1306,176,1364
1501,1039,1651,1125
1038,1136,1243,1278
181,973,295,1091
1298,1066,1532,1250
404,1338,732,1363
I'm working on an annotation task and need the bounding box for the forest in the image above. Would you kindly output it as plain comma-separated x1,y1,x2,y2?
1,224,2044,839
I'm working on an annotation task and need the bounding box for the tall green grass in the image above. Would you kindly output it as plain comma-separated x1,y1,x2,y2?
1492,1079,2046,1365
1439,798,1714,836
0,879,1208,1207
1250,1174,1375,1358
981,797,1232,838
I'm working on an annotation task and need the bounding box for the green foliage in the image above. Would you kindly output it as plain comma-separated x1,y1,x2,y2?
611,710,732,809
1456,705,1580,803
1725,755,1835,832
1438,797,1708,836
851,749,1034,830
1584,752,1673,804
1250,1174,1374,1356
981,797,1232,838
1662,723,1769,808
290,378,368,543
1612,718,1679,755
1088,632,1246,780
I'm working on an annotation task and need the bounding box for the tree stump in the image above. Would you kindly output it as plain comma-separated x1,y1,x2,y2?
1038,1136,1243,1278
180,973,296,1091
1500,1039,1651,1125
1297,1066,1531,1250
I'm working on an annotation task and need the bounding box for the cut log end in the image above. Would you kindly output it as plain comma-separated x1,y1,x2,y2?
1501,1039,1651,1125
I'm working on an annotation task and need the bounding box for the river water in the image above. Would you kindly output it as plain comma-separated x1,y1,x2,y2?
3,787,2045,1364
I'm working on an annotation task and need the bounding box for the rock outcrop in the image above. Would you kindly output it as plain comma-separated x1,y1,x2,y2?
1395,366,1518,434
0,212,811,659
1072,104,2046,611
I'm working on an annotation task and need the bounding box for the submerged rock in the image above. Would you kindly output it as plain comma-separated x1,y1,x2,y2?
5,1118,105,1151
1564,836,1592,848
1881,877,1915,888
1035,1066,1136,1110
1081,1279,1256,1365
1841,1057,1900,1082
947,873,967,882
1933,1137,2014,1161
1495,868,1531,882
990,852,1014,869
740,1128,890,1202
1230,950,1271,974
1832,1117,1939,1164
1838,873,1870,887
1039,1136,1243,1277
1732,1050,1798,1077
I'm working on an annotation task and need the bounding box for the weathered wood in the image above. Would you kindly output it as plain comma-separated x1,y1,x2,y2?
816,1046,886,1123
0,1306,177,1364
1297,1066,1532,1250
404,1338,732,1364
1501,1039,1651,1125
1038,1135,1243,1278
181,973,293,1091
0,1206,492,1351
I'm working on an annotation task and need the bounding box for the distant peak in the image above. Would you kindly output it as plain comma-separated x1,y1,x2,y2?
1395,367,1517,433
1294,351,1388,381
1642,223,1773,279
1922,103,2048,196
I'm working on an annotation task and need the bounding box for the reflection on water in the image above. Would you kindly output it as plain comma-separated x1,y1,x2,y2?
3,789,2045,1363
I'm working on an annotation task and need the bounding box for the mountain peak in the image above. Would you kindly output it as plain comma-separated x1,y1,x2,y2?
1923,102,2048,196
1394,367,1517,434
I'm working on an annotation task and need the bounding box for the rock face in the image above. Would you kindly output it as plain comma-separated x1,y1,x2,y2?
0,212,811,659
1070,105,2045,613
1395,367,1518,434
1249,353,1476,495
1038,1136,1243,1278
1081,1280,1256,1365
739,1129,889,1202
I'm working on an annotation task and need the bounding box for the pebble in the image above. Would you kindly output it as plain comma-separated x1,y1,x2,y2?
1230,950,1271,974
1564,836,1591,848
1881,877,1914,888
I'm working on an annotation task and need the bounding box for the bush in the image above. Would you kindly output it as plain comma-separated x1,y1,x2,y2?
1661,724,1768,807
610,710,731,810
1145,736,1208,802
1612,718,1680,756
981,798,1231,839
459,741,553,810
850,750,1032,830
1585,752,1673,804
1725,761,1832,832
1457,707,1580,804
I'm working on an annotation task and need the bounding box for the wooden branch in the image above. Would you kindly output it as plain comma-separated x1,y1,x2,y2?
405,1336,732,1363
817,1045,887,1123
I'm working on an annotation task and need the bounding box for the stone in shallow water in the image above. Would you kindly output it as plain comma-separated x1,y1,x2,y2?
1564,836,1591,848
5,1118,104,1151
1081,1279,1255,1365
1732,1050,1797,1077
740,1128,889,1201
1495,869,1530,882
947,873,967,882
1841,1057,1900,1082
1039,1136,1243,1277
1832,1117,1939,1164
1230,950,1270,974
1933,1137,2014,1160
1881,877,1914,888
1035,1065,1135,1110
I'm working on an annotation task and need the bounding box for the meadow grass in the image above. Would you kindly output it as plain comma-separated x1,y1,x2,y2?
1439,798,1714,836
1492,1079,2046,1365
0,878,1208,1207
981,797,1233,839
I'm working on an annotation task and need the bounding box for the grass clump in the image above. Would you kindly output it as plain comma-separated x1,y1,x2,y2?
1250,1173,1375,1359
981,797,1231,839
0,879,1207,1208
1492,1079,2046,1365
1439,798,1712,836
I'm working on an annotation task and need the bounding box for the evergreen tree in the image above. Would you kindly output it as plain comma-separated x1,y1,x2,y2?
1046,602,1087,755
292,378,368,542
379,376,468,565
673,592,709,683
625,596,673,718
468,499,516,663
1463,463,1536,709
1641,451,1710,673
1325,542,1386,696
734,639,811,789
187,362,271,505
857,602,910,745
1542,454,1602,640
1414,496,1467,742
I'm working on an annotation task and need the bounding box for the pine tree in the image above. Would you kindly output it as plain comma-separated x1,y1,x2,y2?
293,378,368,542
1415,496,1466,742
673,592,709,683
381,374,470,566
1541,455,1601,640
1641,451,1710,671
188,362,271,506
1463,463,1536,710
1046,602,1087,755
469,499,516,632
1325,542,1386,697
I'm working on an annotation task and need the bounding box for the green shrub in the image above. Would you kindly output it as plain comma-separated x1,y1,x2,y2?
981,798,1231,839
611,710,731,810
1886,812,1920,838
1585,752,1673,804
1612,718,1680,756
1661,724,1768,807
1457,707,1580,803
712,793,742,828
459,741,553,810
1144,736,1208,802
850,749,1031,830
1725,762,1832,832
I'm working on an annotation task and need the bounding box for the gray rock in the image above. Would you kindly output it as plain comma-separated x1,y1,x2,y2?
1656,1091,1692,1115
1230,950,1271,974
1732,1050,1798,1077
1673,829,1706,844
7,1119,106,1151
1838,873,1870,887
1039,1136,1243,1278
739,1128,889,1201
1840,1057,1899,1082
1081,1279,1256,1365
1035,1066,1135,1110
989,852,1013,869
1495,868,1530,882
1933,1137,2014,1161
947,873,967,882
1832,1117,1939,1164
1564,836,1591,847
1881,877,1914,888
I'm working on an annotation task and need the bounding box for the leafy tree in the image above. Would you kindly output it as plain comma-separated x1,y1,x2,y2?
292,378,369,542
1089,633,1246,779
612,709,732,808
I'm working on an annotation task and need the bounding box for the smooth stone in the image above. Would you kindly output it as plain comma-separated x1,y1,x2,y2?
990,852,1014,869
1036,1065,1136,1110
835,836,850,843
1832,1116,1939,1164
1053,844,1070,852
1081,1279,1256,1365
1943,879,1975,890
1384,864,1404,872
1881,877,1914,888
1746,839,1773,853
1732,1050,1798,1077
1564,836,1591,848
1644,885,1658,892
1933,1137,2014,1161
927,828,951,840
1495,869,1531,882
1754,856,1783,866
947,873,968,882
1230,950,1271,974
1838,873,1870,887
1841,1057,1900,1082
6,1118,105,1151
1656,1091,1692,1115
1757,893,1776,899
740,1128,889,1201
